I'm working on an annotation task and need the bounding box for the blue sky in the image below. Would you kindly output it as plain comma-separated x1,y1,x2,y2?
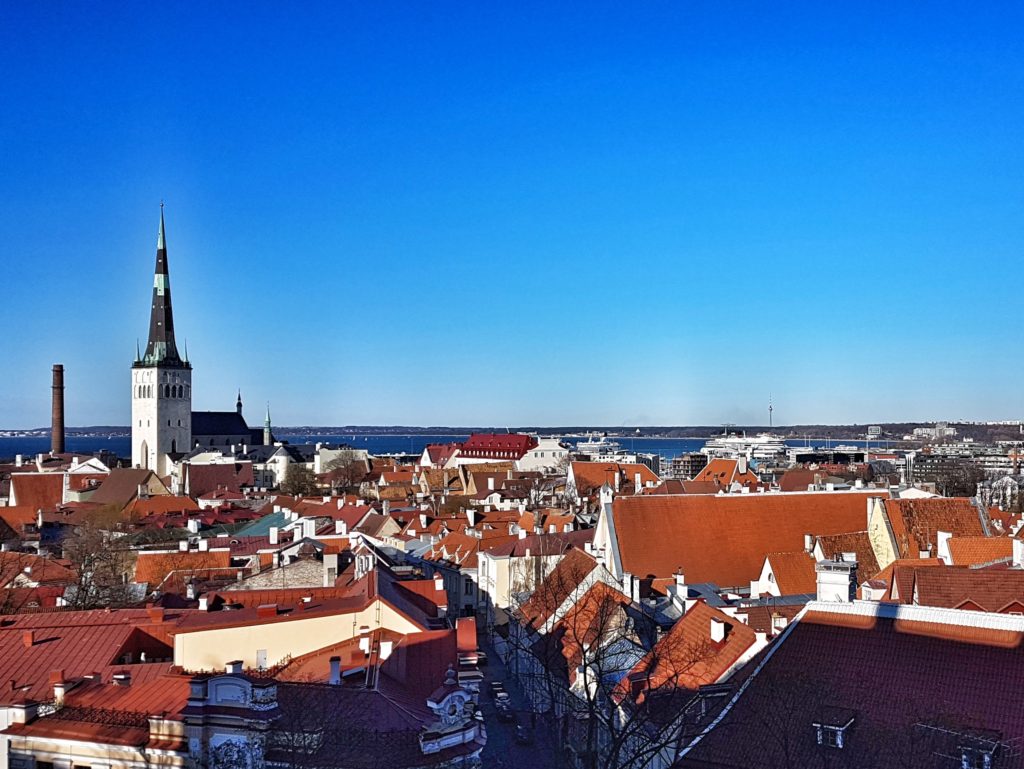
1,2,1023,428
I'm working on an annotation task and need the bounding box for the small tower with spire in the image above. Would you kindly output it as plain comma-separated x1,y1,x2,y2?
264,403,272,446
236,390,243,416
131,205,193,476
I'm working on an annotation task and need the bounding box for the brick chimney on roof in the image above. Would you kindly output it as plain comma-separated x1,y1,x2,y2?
22,630,35,648
51,364,65,455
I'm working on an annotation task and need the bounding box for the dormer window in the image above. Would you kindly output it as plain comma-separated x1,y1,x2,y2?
813,707,856,750
961,747,994,769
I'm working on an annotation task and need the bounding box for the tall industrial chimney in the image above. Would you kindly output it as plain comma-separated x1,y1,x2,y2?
51,364,65,454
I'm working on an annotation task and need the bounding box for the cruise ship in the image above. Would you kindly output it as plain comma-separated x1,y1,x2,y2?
573,433,622,458
701,432,787,461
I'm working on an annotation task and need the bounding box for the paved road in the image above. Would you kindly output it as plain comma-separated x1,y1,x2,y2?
478,637,559,769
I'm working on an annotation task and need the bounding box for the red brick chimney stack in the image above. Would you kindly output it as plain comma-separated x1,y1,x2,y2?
51,364,65,454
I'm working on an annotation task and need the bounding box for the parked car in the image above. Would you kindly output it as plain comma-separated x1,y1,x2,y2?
514,725,534,745
475,649,488,666
488,680,505,697
495,691,511,705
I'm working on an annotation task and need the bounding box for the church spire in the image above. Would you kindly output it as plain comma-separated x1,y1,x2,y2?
263,403,272,446
140,204,188,368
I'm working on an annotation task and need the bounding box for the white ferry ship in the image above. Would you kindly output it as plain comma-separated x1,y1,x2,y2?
701,432,786,461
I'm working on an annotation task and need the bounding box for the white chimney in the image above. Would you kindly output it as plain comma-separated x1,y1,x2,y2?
518,528,527,540
179,540,189,552
614,471,621,492
329,656,341,685
737,456,747,475
488,477,495,491
225,660,243,675
15,454,22,467
804,533,814,553
379,640,393,661
187,518,199,533
710,618,726,643
198,539,209,552
269,526,279,545
815,558,858,603
335,520,346,535
434,574,444,591
1014,538,1024,569
198,596,209,611
634,472,642,493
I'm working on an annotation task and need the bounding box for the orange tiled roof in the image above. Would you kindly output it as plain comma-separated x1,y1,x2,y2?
622,601,757,702
765,551,817,595
946,536,1013,567
814,530,880,578
612,491,885,588
883,498,987,558
133,549,233,587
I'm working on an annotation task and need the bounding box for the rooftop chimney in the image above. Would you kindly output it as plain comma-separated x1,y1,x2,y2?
112,671,132,687
710,618,727,643
269,526,279,545
815,557,858,603
225,660,243,675
22,630,35,648
329,656,341,685
51,364,65,455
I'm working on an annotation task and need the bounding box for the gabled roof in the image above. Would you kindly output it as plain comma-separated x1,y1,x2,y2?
190,410,250,437
765,551,817,595
185,462,254,497
906,567,1024,613
677,602,1024,769
9,473,63,510
0,607,191,705
89,468,168,511
946,536,1014,567
611,491,885,588
692,458,760,491
570,461,659,493
883,497,988,558
814,530,881,579
519,547,598,630
133,549,233,587
622,600,757,703
461,433,537,458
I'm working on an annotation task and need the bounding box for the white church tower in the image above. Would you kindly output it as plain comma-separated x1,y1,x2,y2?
131,205,192,476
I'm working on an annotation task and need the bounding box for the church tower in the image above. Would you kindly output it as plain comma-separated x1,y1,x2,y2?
131,205,192,475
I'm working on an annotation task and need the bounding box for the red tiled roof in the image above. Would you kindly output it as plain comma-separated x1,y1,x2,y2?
128,495,201,517
460,433,537,459
612,491,885,588
185,462,254,497
0,608,190,705
9,473,63,510
679,604,1024,768
692,458,760,491
906,567,1024,613
0,552,76,587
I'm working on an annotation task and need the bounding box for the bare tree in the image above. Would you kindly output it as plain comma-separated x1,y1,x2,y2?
61,508,138,609
321,458,367,494
281,465,318,496
505,555,716,769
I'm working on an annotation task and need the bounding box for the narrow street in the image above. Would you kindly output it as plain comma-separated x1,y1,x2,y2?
478,636,560,769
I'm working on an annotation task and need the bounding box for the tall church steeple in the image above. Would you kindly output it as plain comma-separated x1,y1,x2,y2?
131,205,193,477
264,403,272,446
141,204,188,368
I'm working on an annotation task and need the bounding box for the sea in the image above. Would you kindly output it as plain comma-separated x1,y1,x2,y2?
0,434,889,463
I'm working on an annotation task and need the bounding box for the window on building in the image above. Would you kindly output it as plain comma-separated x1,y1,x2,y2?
464,578,474,594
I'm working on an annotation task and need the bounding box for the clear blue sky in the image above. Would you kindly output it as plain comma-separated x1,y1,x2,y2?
2,2,1023,428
